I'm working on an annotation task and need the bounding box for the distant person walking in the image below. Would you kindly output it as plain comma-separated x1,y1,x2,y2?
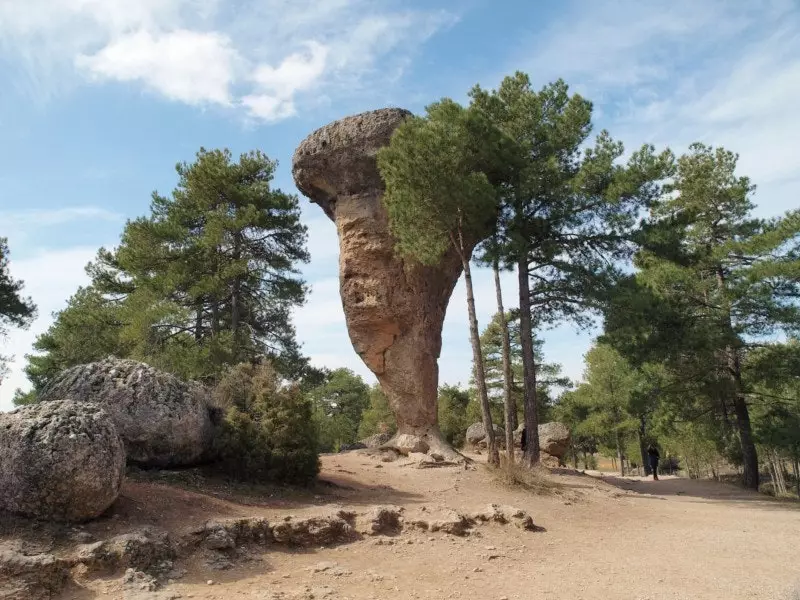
647,445,660,480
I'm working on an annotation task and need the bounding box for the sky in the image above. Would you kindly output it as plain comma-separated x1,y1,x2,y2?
1,0,799,410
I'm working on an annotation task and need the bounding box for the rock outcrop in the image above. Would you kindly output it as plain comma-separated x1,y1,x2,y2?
465,422,506,447
293,108,473,458
39,358,213,467
0,400,125,522
0,544,70,600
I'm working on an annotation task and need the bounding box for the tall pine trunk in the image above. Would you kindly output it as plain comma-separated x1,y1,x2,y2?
615,431,625,476
231,233,242,362
517,257,540,465
716,268,759,490
493,258,516,463
457,230,498,466
638,416,650,476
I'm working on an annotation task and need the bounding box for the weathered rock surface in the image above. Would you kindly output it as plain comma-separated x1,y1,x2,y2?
271,514,358,547
364,506,403,535
466,422,506,446
537,422,571,458
39,358,213,467
76,528,175,574
513,421,571,459
0,400,125,521
0,544,70,600
292,108,473,459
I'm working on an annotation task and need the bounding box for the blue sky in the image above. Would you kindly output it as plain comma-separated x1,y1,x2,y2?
1,0,799,410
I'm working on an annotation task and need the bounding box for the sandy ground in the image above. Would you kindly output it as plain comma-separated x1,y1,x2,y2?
52,451,800,600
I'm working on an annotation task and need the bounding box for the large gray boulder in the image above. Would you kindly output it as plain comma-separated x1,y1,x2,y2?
0,400,125,521
465,422,505,446
538,422,571,458
39,358,213,467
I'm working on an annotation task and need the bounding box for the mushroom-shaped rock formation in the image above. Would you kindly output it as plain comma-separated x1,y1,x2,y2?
293,108,474,458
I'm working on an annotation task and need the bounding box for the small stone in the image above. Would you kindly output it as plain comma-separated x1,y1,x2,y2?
206,580,214,585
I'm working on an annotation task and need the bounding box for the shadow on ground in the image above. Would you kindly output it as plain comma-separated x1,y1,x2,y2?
589,472,799,510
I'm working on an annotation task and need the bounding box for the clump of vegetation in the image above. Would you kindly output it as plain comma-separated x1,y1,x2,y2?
490,455,563,496
211,362,319,483
357,386,397,439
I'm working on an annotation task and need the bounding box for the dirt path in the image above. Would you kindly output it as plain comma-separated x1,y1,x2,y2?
57,452,800,600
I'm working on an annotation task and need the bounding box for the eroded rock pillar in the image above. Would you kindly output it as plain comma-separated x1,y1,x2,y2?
292,108,471,456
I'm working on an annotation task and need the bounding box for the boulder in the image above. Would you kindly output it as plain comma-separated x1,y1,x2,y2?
513,422,571,459
39,358,213,467
538,422,571,458
292,109,474,459
0,400,125,521
466,422,505,446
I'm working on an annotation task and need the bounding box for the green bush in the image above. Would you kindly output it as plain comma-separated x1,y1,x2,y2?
358,386,396,439
211,362,319,483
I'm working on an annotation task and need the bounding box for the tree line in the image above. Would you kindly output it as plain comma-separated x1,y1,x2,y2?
377,72,799,490
2,70,798,493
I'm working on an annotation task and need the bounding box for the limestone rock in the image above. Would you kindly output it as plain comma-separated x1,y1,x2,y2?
190,518,272,549
538,422,571,458
429,511,475,536
292,109,473,456
39,358,213,467
76,528,175,574
271,515,357,547
466,422,505,446
365,506,403,535
0,400,125,521
0,545,70,600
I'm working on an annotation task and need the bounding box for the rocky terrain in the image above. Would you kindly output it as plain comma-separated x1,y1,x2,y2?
1,449,798,600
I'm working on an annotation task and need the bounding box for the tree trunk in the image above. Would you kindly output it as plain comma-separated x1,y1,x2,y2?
462,250,498,466
616,432,625,476
794,456,800,498
231,234,242,362
730,353,759,490
493,259,516,464
194,302,204,342
211,301,220,335
638,416,650,476
716,267,759,490
517,257,540,465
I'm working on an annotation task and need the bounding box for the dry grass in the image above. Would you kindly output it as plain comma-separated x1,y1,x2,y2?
489,456,564,496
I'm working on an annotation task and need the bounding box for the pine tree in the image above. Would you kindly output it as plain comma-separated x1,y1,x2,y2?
635,144,800,489
377,99,502,464
469,73,672,465
0,237,36,384
21,148,311,390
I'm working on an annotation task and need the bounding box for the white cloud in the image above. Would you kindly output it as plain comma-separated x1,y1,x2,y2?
77,29,239,105
242,42,328,120
0,0,455,120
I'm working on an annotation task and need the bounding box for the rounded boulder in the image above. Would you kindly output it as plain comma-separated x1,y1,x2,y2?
538,422,571,458
39,358,213,468
465,422,505,446
0,400,125,521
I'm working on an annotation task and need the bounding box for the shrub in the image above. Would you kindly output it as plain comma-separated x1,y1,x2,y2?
211,362,319,483
490,456,563,496
357,386,396,439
